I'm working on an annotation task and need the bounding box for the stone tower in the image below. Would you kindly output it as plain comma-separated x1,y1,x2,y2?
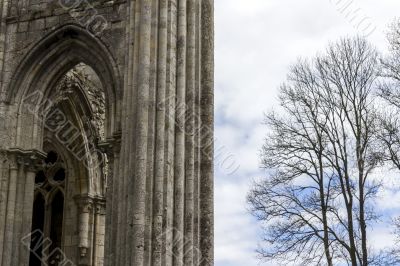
0,0,214,265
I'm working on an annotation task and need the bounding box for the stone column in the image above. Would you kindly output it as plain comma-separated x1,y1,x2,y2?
105,0,214,265
98,133,121,266
0,152,18,266
93,199,106,266
199,1,214,265
0,150,9,263
0,148,46,266
75,194,108,266
18,149,47,266
0,0,11,95
75,196,94,266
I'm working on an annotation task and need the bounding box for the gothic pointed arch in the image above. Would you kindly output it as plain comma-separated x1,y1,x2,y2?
7,24,122,138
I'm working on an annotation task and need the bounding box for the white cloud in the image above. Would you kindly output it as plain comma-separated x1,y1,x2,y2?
215,180,260,266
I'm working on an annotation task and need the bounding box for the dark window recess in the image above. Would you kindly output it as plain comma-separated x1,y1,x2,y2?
48,191,64,266
29,194,45,266
53,169,66,182
35,171,46,184
45,151,58,164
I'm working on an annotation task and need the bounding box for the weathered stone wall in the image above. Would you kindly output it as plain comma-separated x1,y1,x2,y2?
0,1,126,103
0,0,214,265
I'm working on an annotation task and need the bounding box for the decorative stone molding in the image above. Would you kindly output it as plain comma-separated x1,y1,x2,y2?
0,150,7,162
98,132,121,192
75,195,106,213
97,132,122,160
6,148,47,172
75,196,95,213
74,196,94,258
0,114,12,149
74,195,106,260
95,198,106,216
55,68,107,142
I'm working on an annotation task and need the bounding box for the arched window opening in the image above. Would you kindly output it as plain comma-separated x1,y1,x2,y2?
48,191,65,266
35,171,46,184
4,25,119,266
55,63,106,142
29,194,45,266
53,169,66,182
45,151,58,165
29,61,109,265
30,151,66,266
48,63,108,193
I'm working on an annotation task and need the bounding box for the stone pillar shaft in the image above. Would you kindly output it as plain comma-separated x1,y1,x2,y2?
200,0,214,264
19,170,36,266
0,151,9,263
0,149,46,266
106,0,214,265
2,158,18,266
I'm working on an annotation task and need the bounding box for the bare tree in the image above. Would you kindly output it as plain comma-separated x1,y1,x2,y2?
378,19,400,170
377,19,400,263
248,37,381,266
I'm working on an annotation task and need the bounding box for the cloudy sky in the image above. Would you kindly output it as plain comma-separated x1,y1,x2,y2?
214,1,400,265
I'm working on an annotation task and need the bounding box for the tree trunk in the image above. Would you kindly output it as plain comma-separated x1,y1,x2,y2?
319,154,333,266
346,200,359,266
